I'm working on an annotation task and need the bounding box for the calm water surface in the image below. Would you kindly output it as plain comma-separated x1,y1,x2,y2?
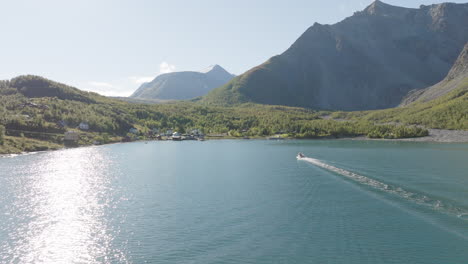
0,140,467,263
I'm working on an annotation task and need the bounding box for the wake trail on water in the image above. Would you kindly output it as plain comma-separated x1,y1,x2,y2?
298,156,468,221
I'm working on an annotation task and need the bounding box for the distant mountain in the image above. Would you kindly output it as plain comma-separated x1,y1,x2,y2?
131,65,235,100
401,42,468,105
203,1,468,110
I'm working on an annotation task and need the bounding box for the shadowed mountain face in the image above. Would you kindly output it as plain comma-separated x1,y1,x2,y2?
401,42,468,105
203,1,468,110
131,65,234,100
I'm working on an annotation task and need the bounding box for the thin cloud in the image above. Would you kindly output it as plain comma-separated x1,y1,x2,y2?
159,61,176,74
129,76,154,84
129,61,176,84
89,81,114,88
85,61,177,96
85,81,129,96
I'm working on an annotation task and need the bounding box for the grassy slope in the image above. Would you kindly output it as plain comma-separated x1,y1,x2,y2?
198,76,249,106
0,136,62,154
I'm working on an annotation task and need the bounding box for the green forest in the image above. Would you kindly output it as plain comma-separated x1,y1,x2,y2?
1,75,464,154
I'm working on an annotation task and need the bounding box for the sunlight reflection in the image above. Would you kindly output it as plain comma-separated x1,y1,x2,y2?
5,147,127,263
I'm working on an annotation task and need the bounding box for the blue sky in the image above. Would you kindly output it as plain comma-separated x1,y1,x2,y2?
1,0,466,96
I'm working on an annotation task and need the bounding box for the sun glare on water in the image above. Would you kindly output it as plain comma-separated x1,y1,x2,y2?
1,147,128,263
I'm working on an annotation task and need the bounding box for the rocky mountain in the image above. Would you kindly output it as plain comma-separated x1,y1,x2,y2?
131,65,235,100
401,42,468,105
203,1,468,110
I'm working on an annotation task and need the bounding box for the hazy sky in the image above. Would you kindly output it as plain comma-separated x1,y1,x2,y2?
1,0,466,96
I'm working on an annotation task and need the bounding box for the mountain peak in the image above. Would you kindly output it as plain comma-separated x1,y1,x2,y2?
365,0,392,11
200,64,224,74
200,64,235,80
363,0,411,17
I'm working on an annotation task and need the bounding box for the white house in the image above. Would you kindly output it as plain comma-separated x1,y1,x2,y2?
79,122,89,130
166,129,173,136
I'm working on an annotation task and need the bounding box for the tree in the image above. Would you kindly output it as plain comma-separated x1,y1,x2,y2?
0,125,4,145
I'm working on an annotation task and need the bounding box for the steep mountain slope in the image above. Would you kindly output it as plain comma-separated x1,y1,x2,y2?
347,77,468,129
401,42,468,105
203,1,468,110
333,44,468,130
131,65,234,100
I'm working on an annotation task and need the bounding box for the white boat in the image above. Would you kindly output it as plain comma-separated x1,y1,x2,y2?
296,152,305,159
171,132,182,141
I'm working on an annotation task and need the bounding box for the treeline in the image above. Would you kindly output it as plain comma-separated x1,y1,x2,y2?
366,125,428,139
293,120,428,139
0,125,4,145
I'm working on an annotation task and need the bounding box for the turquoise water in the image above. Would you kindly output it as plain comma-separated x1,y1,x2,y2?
0,140,467,263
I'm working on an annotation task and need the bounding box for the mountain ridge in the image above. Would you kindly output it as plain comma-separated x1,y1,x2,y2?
203,1,468,110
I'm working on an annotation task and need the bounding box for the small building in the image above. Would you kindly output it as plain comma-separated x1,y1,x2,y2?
79,122,89,130
64,131,79,146
129,128,139,134
166,129,173,136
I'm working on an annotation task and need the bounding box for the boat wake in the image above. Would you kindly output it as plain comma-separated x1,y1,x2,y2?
298,156,468,220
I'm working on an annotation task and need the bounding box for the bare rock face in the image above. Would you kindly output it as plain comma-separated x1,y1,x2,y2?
446,43,468,81
131,65,234,100
204,1,468,110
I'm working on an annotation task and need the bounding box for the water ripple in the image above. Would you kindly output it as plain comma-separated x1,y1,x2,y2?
298,156,468,220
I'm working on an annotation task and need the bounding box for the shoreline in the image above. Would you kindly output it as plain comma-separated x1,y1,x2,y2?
1,128,467,157
340,129,468,143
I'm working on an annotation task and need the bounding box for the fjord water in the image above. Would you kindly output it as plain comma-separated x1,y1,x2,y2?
0,140,467,263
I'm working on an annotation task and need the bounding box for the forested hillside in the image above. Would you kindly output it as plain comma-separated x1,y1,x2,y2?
0,75,431,153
